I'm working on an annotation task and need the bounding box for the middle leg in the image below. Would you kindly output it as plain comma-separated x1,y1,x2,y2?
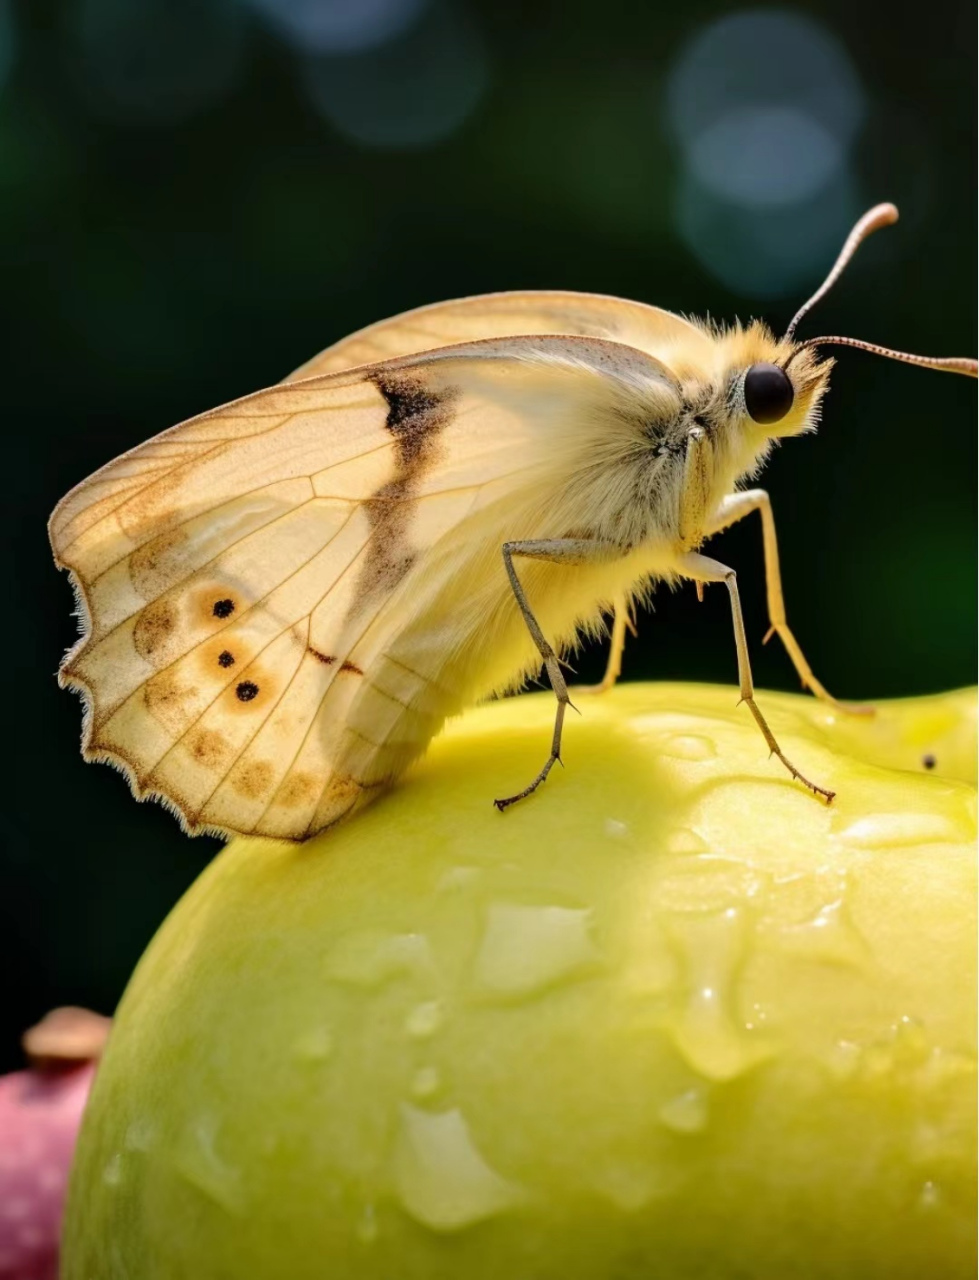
679,550,835,802
577,592,632,695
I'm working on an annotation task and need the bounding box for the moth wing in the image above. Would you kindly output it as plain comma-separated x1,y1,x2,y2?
50,334,678,840
285,289,713,380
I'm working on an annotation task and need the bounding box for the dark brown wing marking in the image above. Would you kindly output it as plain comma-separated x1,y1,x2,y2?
356,374,459,602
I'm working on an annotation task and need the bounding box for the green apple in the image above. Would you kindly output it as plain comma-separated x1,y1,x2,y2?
62,684,977,1279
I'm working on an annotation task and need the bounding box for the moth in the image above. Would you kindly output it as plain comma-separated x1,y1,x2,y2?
50,204,977,840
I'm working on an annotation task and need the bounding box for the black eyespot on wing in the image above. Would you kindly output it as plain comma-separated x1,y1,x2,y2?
236,681,259,702
218,650,235,668
922,753,936,770
213,598,235,618
744,363,794,425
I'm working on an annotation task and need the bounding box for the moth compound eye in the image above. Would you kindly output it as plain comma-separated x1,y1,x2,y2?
744,363,795,425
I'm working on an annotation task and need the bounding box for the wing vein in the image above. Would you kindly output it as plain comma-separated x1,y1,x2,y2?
195,619,314,818
56,404,357,554
86,434,398,586
251,544,376,831
140,615,313,808
95,506,363,739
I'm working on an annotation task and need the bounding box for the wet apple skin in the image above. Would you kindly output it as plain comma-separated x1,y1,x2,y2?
62,685,977,1279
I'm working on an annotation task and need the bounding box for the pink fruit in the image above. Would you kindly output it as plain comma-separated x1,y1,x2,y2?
0,1010,109,1280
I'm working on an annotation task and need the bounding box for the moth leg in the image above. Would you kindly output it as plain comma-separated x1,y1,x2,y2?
707,490,873,716
679,424,713,550
679,550,835,803
495,538,620,811
577,593,631,695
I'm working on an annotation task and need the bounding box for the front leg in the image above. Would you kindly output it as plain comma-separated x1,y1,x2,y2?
495,538,621,812
707,490,872,715
680,550,835,803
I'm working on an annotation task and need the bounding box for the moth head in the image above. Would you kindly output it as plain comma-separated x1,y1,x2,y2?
730,203,977,442
777,204,976,430
719,323,833,440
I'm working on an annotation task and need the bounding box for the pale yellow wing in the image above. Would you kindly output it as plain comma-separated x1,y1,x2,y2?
285,290,714,381
51,334,681,840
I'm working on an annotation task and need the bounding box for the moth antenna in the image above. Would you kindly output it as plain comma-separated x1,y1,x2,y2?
785,202,898,340
785,201,978,378
792,336,977,379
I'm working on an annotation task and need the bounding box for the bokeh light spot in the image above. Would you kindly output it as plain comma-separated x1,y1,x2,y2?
688,106,843,209
666,9,868,297
244,0,431,55
667,10,865,150
674,166,862,300
302,5,488,150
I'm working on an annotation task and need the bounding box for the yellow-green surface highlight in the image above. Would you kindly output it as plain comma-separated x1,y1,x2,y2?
63,684,977,1279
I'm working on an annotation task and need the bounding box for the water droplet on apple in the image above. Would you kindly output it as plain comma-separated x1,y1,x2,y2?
405,1001,443,1039
658,1086,710,1134
410,1065,442,1101
392,1105,524,1230
918,1179,942,1211
124,1116,157,1153
473,903,601,999
835,812,964,848
604,817,629,838
660,733,717,761
666,908,773,1080
101,1153,124,1187
172,1116,244,1215
324,930,436,988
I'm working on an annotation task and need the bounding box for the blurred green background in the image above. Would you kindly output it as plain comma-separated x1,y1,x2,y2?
2,0,975,1069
